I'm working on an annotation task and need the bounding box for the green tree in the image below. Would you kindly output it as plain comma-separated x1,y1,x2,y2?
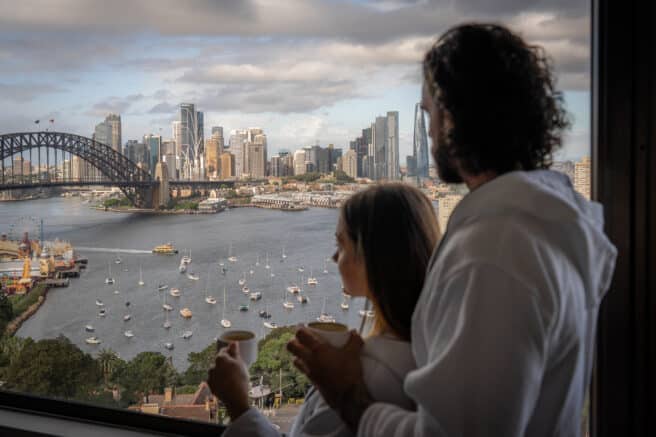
0,293,13,334
115,352,178,403
183,343,217,386
334,170,355,183
97,348,124,387
250,327,310,398
5,335,101,399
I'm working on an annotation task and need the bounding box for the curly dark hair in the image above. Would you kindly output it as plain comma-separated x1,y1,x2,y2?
423,23,570,177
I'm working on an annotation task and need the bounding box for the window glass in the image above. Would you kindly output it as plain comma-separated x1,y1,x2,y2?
0,0,590,431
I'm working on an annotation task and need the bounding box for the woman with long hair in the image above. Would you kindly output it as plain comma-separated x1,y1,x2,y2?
208,183,440,436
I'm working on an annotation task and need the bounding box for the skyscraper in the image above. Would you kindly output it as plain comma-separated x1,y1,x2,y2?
229,129,248,178
413,103,429,178
93,114,122,154
220,152,235,178
247,143,265,179
143,134,162,174
387,111,399,180
180,103,204,178
373,116,387,180
343,149,358,179
294,149,307,175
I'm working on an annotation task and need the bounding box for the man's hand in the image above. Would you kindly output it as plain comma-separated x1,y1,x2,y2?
207,342,250,420
287,327,372,430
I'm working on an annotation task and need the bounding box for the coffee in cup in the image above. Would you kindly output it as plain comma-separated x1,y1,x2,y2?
307,322,349,347
217,330,257,367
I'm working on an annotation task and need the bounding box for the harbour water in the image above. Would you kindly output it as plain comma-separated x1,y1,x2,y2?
2,198,364,369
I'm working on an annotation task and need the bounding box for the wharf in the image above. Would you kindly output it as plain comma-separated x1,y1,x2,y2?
44,278,69,287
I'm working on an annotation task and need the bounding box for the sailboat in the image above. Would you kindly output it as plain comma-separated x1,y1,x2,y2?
283,285,295,310
317,297,335,323
113,277,120,295
164,342,174,350
259,305,271,319
297,294,309,304
163,309,172,329
298,266,305,273
221,286,232,328
138,264,145,286
170,287,181,297
264,321,278,329
115,255,122,264
187,270,199,281
238,272,246,286
255,254,260,266
205,270,217,304
182,330,193,339
340,300,349,310
307,270,318,286
98,308,107,317
85,336,101,345
287,273,301,294
250,291,262,301
227,243,237,263
264,253,270,269
179,260,187,274
123,301,131,321
105,262,115,285
124,330,134,338
322,258,329,274
281,245,287,261
242,285,250,294
270,266,275,278
95,299,104,307
162,294,173,311
85,324,94,332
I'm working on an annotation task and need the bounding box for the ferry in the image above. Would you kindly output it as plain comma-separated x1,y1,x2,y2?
152,243,178,255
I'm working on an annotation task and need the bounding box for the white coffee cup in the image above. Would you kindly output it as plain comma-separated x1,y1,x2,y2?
306,322,350,348
217,330,258,367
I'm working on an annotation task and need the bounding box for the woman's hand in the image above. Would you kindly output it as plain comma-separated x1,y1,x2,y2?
207,342,250,420
287,328,371,430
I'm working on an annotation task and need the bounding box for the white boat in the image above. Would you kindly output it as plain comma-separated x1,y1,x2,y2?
270,267,275,278
138,264,145,286
249,291,262,301
340,301,349,310
283,286,294,309
317,297,335,323
264,321,278,329
162,294,173,311
264,253,270,269
164,342,174,350
98,309,107,317
255,254,260,266
170,288,181,297
297,295,308,304
281,245,287,260
220,286,231,328
227,243,237,262
249,268,254,275
298,266,305,273
358,309,366,317
182,330,193,339
85,336,101,345
242,286,250,294
113,277,120,295
238,272,246,286
259,307,271,318
105,262,115,285
163,310,172,329
204,296,216,304
187,272,199,281
307,270,318,286
85,324,94,332
287,284,300,294
366,310,375,318
204,271,216,304
180,307,192,319
179,262,187,274
95,299,104,307
115,256,122,264
123,314,131,321
323,258,329,274
124,330,134,338
181,251,192,265
158,284,168,291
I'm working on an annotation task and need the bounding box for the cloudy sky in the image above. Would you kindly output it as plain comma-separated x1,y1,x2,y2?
0,0,590,161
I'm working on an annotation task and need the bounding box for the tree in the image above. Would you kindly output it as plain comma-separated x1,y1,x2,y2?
183,343,217,386
334,170,355,183
250,327,310,398
5,335,101,399
115,352,178,403
0,293,13,335
97,348,124,388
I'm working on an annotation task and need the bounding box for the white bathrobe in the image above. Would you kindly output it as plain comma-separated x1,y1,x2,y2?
357,170,617,437
224,335,416,437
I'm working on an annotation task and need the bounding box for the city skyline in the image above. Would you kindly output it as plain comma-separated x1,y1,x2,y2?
0,0,590,161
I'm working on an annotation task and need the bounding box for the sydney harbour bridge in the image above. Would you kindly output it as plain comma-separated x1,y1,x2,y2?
0,132,234,208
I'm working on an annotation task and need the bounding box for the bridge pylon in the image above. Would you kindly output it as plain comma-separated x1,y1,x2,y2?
152,162,170,208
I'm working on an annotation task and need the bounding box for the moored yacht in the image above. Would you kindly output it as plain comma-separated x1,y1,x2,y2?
85,336,101,345
124,330,134,338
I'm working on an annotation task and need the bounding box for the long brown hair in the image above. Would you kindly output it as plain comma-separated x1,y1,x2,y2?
340,183,440,341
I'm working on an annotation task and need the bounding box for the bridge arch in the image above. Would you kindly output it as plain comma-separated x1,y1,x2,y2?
0,131,155,206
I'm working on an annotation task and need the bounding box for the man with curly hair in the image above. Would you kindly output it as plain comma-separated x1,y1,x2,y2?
289,23,617,436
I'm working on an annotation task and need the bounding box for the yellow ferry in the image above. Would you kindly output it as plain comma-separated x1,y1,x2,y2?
152,243,178,255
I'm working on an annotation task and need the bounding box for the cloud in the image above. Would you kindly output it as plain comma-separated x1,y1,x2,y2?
148,102,178,114
0,82,64,102
86,93,144,117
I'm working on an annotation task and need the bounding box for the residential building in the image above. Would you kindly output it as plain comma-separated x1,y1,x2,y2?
387,111,399,180
247,142,266,179
342,149,357,179
294,149,307,175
